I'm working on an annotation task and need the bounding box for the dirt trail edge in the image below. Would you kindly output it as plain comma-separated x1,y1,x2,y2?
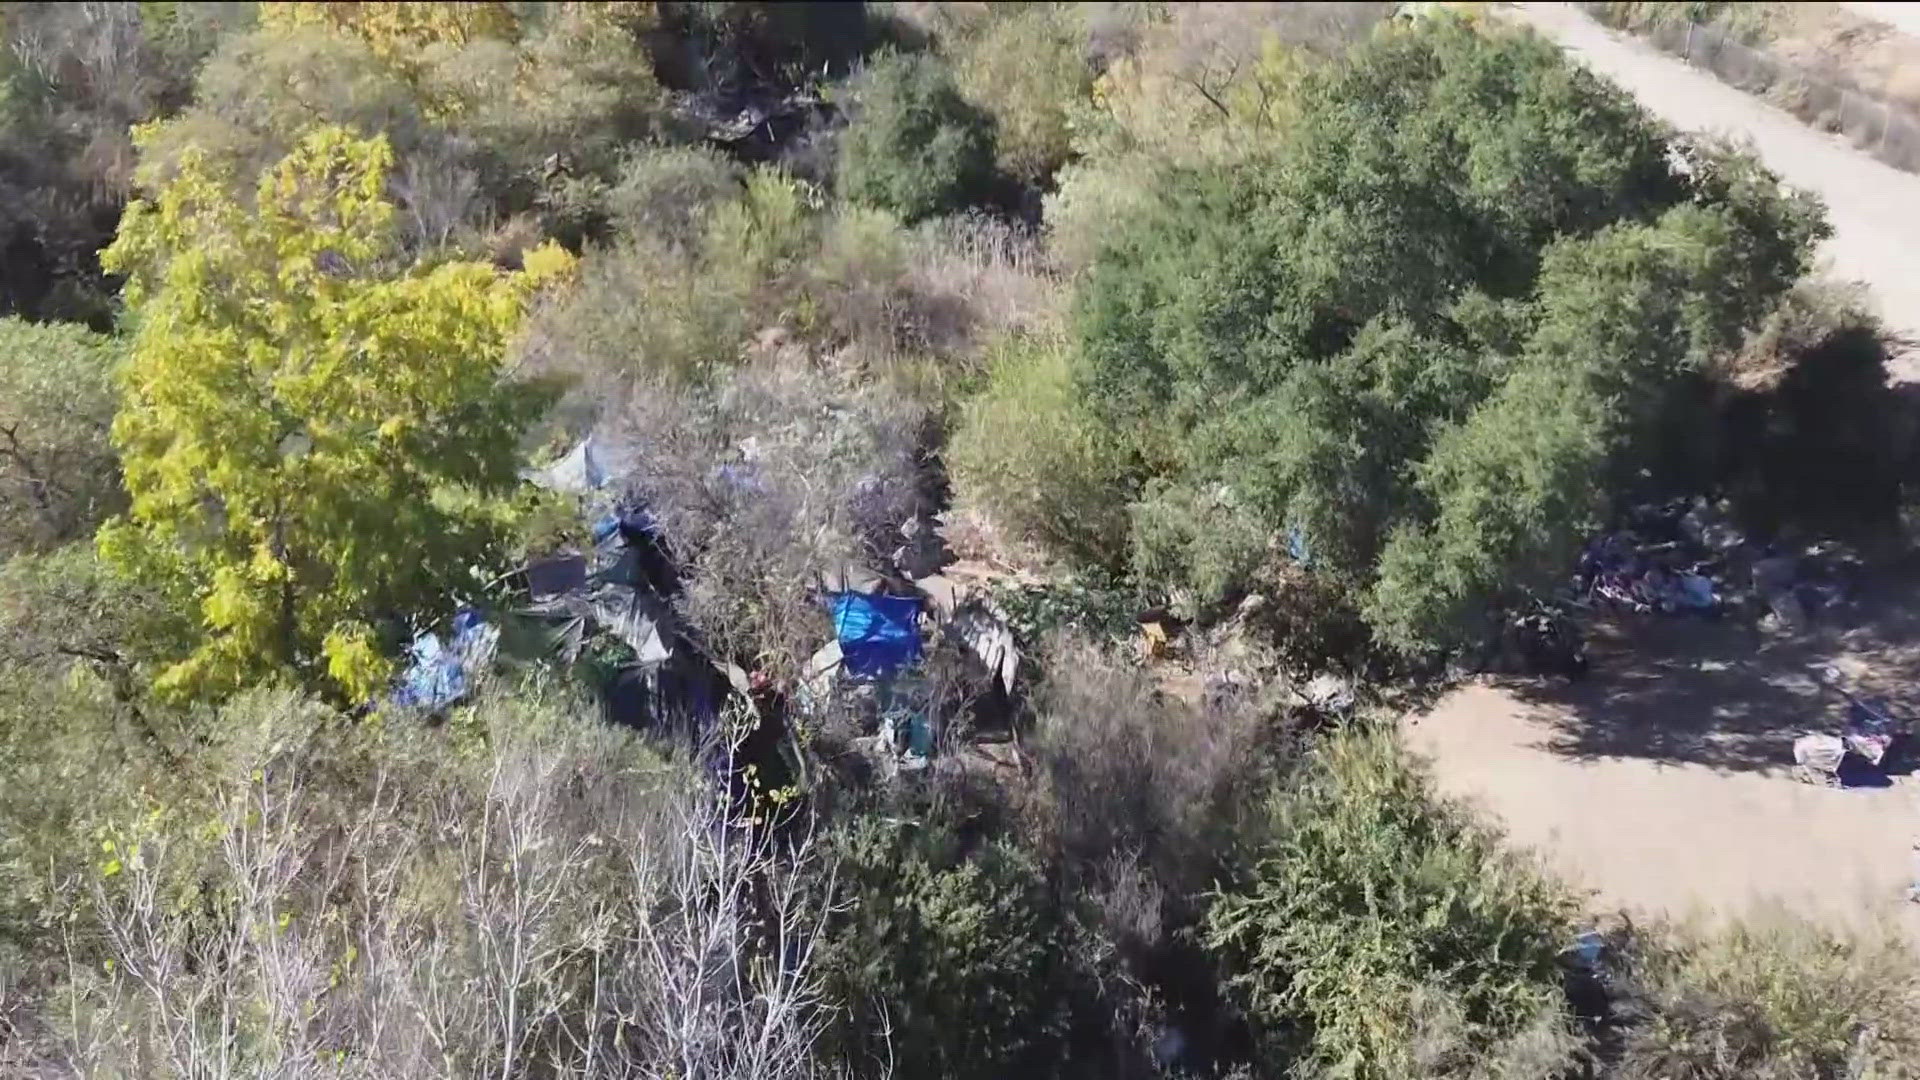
1506,2,1920,377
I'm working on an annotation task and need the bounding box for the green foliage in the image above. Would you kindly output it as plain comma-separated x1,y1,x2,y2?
98,126,574,702
1129,476,1274,605
990,578,1140,651
838,50,996,223
948,3,1093,184
948,331,1137,569
604,143,743,246
0,2,234,323
1074,19,1825,651
1614,913,1920,1079
0,318,124,558
424,2,668,198
142,3,666,251
1590,2,1782,45
135,26,426,185
817,818,1079,1080
527,166,810,392
1205,727,1581,1078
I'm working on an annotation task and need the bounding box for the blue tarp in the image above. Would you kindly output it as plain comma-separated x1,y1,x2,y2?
828,592,923,679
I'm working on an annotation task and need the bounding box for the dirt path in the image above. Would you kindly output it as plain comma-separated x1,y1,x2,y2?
1842,2,1920,39
1507,3,1920,373
1408,683,1920,934
1405,603,1920,934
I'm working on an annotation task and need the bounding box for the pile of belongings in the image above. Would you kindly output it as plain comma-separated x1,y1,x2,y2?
1793,667,1905,787
1575,497,1860,627
509,435,742,747
1576,501,1725,617
1508,605,1589,679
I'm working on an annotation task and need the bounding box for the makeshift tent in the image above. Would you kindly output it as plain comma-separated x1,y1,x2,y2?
828,592,923,679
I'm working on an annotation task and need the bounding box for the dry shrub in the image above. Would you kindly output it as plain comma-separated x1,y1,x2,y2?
1612,910,1920,1080
30,687,856,1080
609,359,933,683
1022,636,1271,907
946,3,1095,184
604,144,743,248
806,208,1060,384
908,212,1061,348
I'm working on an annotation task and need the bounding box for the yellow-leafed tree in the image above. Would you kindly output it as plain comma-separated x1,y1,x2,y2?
99,126,575,703
257,2,521,66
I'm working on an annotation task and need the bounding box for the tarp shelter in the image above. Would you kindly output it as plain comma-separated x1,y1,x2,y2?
828,592,923,679
526,434,611,494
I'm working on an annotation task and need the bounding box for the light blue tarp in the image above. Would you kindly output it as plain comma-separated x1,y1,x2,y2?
391,609,497,711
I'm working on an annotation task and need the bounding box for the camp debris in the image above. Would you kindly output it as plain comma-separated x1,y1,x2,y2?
523,433,628,495
1791,666,1907,787
803,569,1024,770
1574,496,1859,627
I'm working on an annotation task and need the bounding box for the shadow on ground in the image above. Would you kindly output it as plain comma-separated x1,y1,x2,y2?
1505,571,1920,772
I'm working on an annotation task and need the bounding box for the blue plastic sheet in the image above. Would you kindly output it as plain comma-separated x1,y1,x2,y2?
828,592,922,679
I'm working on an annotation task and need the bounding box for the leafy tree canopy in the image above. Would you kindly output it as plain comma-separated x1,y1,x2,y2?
98,125,575,703
1077,20,1826,650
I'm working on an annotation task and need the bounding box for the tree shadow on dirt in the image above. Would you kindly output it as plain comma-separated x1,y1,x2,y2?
1505,576,1920,773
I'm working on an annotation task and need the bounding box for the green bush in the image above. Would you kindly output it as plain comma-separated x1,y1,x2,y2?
948,332,1137,570
949,3,1093,185
1204,727,1582,1078
1614,913,1920,1079
838,50,996,223
817,818,1080,1080
0,318,124,558
604,144,743,246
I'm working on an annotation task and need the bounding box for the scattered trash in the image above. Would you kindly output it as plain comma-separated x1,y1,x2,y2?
1793,732,1849,788
1137,607,1185,660
525,553,587,600
1794,667,1906,787
1569,930,1606,969
948,604,1018,695
525,434,614,494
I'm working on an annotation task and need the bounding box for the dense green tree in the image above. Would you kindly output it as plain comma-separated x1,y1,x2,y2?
837,50,996,223
816,819,1080,1080
98,126,573,702
1078,20,1824,650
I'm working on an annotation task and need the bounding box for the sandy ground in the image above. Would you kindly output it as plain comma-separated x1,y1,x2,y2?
1406,606,1920,935
1507,3,1920,375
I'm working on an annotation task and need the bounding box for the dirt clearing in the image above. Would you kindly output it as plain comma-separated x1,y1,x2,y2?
1405,601,1920,936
